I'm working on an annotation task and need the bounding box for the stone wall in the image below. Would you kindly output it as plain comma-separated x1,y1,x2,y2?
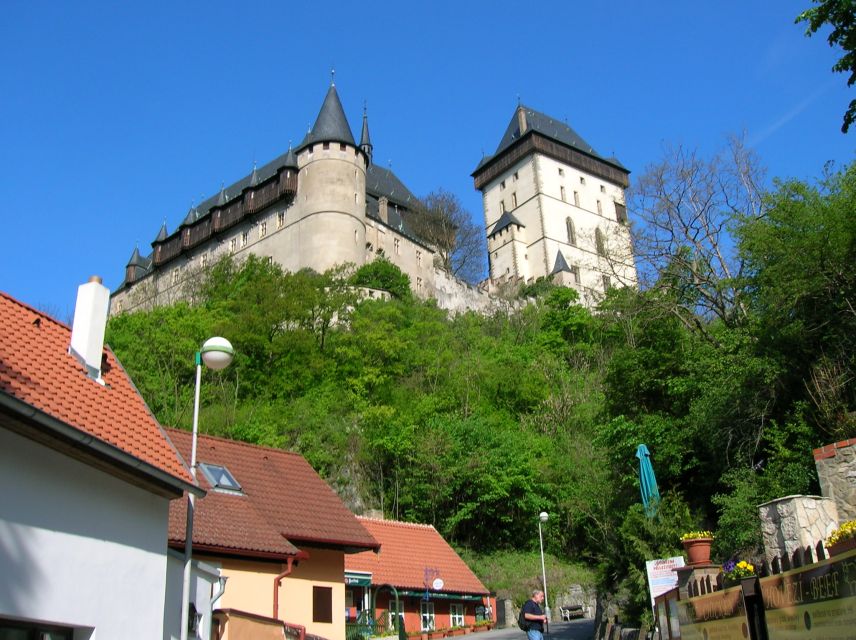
757,495,839,565
814,438,856,522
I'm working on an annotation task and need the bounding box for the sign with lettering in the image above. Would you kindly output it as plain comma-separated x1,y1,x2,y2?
761,547,856,639
646,556,686,608
674,585,748,640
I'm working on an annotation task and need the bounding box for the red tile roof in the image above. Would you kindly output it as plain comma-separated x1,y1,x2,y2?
167,429,379,558
0,291,193,486
346,518,489,596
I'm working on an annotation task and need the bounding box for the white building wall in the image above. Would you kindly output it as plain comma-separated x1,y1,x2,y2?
0,427,172,639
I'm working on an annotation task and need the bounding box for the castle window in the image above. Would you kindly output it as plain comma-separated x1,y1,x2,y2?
600,185,606,193
566,217,576,245
260,221,267,238
394,238,401,255
571,265,581,284
511,192,517,208
560,186,566,202
500,200,506,213
602,275,611,291
308,145,314,154
416,250,422,267
573,191,580,207
241,230,249,248
172,269,180,285
340,143,347,151
615,202,628,224
201,253,208,268
417,276,423,292
323,142,330,150
513,171,519,181
558,168,564,177
596,228,606,256
580,176,586,185
500,180,505,190
355,229,358,244
230,238,237,253
597,200,602,214
277,211,285,228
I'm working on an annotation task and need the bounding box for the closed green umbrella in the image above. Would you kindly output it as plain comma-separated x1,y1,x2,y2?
636,444,661,516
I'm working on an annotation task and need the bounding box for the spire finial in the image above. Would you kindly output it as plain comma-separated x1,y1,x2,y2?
517,94,521,107
331,67,335,86
363,100,367,115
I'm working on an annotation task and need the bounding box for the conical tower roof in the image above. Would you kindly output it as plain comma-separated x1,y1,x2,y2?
154,222,168,243
549,250,572,275
283,144,298,168
360,107,373,164
126,245,146,268
298,83,356,150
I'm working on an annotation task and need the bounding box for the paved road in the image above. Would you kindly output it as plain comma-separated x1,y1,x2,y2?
475,621,595,640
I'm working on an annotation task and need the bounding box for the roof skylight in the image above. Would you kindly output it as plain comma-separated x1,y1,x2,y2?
199,462,242,493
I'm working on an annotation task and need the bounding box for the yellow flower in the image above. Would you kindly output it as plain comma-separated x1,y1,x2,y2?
826,520,856,546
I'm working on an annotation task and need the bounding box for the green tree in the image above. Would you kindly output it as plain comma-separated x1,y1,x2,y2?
798,0,856,132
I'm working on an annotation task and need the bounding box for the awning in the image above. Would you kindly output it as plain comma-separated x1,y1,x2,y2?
345,571,372,587
398,591,484,601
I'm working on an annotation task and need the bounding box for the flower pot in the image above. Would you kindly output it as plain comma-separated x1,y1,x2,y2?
682,537,714,565
827,537,856,557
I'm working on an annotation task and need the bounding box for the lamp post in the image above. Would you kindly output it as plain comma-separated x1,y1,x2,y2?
538,511,550,624
180,337,234,640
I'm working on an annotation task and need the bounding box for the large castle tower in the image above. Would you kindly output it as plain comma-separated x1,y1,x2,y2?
472,105,636,303
292,83,368,273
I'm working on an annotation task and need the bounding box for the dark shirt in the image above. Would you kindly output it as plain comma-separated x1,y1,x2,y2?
521,599,544,632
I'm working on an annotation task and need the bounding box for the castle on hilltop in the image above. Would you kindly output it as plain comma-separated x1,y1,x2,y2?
111,84,635,314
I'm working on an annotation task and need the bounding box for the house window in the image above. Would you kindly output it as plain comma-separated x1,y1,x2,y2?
596,228,606,256
416,250,422,267
450,604,465,627
511,192,517,208
571,265,581,284
615,202,628,224
388,599,401,628
597,200,602,214
566,217,576,245
278,211,285,228
230,238,237,253
313,586,333,623
260,221,267,238
602,275,612,291
394,238,401,255
573,191,580,207
560,186,566,202
241,230,249,247
421,601,436,631
558,167,564,177
199,463,242,492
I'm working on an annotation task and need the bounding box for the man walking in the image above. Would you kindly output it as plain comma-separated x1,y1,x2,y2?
521,589,548,640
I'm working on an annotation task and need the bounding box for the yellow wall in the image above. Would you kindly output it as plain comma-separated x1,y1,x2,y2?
203,550,346,640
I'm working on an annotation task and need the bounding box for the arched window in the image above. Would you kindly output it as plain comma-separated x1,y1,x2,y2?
595,228,606,256
566,217,576,245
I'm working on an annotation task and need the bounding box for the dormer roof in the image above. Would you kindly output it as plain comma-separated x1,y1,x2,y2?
488,210,525,237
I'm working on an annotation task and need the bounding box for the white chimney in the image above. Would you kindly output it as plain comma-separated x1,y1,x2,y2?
69,276,111,383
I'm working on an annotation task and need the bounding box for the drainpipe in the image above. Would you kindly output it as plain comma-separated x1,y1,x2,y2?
273,556,296,620
212,575,228,607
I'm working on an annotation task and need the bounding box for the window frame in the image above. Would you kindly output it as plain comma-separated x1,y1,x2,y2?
421,601,436,631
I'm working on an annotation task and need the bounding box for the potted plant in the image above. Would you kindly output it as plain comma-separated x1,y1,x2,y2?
826,519,856,557
721,559,755,587
680,530,715,565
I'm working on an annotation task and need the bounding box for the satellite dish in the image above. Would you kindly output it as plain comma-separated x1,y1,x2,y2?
432,578,444,590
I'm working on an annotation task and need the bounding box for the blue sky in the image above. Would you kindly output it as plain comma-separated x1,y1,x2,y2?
2,1,852,319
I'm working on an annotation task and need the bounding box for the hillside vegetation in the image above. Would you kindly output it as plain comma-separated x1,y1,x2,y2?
106,158,856,624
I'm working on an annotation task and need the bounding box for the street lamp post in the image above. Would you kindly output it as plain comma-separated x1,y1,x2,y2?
180,337,234,640
538,511,550,624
